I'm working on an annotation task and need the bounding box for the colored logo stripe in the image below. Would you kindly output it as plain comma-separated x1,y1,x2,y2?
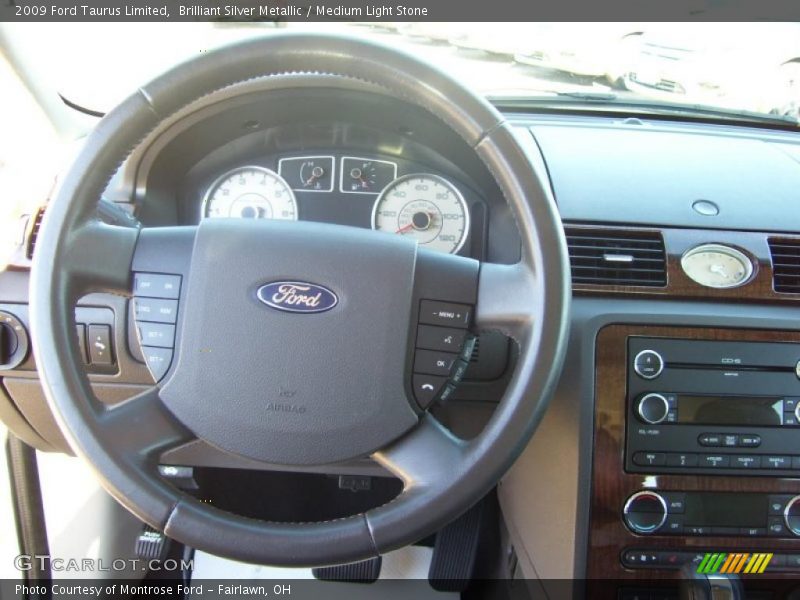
697,553,772,574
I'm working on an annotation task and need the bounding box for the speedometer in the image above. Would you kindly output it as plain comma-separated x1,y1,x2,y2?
202,166,297,220
371,174,469,254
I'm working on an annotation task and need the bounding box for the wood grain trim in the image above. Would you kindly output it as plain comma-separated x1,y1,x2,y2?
568,224,800,303
587,324,800,582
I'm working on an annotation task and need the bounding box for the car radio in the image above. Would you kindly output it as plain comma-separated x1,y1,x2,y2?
625,337,800,476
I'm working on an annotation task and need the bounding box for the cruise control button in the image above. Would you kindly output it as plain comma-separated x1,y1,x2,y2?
137,322,175,349
133,297,178,324
134,273,181,299
419,300,471,328
416,325,466,353
412,375,448,409
88,324,113,366
142,347,172,382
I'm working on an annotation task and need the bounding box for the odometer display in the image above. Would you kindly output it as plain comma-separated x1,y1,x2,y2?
371,174,469,254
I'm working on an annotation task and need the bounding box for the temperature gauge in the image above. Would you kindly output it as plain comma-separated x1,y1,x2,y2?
340,157,397,194
278,156,334,192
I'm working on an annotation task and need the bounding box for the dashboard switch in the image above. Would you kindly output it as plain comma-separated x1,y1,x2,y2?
88,324,113,366
419,300,471,328
134,273,181,299
133,298,178,324
137,323,175,349
142,347,173,382
412,375,448,409
414,350,458,377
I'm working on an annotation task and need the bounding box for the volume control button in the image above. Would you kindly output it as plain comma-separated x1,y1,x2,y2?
637,393,670,425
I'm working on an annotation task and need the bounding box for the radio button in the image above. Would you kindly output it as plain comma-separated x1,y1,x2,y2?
632,452,666,467
738,434,761,447
786,397,799,411
634,350,664,379
785,412,799,426
722,434,739,447
763,456,792,469
732,455,761,469
698,433,723,446
666,453,698,467
699,454,730,468
636,393,670,425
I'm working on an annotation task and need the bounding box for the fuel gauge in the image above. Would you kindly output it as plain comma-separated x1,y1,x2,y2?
340,157,397,194
278,156,334,192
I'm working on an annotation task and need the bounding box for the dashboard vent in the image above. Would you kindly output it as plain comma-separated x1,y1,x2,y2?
565,228,667,287
25,206,46,259
768,238,800,294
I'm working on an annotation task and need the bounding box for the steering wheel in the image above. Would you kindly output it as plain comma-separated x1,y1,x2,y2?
30,34,570,566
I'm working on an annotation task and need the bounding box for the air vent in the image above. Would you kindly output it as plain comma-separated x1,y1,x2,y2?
25,206,46,259
565,228,667,287
768,238,800,294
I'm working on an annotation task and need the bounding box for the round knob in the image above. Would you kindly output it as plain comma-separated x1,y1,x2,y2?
795,403,800,424
636,393,670,425
0,311,29,371
784,495,800,536
634,349,664,379
623,491,668,535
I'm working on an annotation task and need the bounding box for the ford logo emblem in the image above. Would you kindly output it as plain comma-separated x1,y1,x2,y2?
256,281,338,314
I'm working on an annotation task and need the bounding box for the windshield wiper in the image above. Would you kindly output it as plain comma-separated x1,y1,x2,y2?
490,92,800,128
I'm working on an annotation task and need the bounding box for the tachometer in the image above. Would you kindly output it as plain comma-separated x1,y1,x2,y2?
371,174,469,254
203,166,297,220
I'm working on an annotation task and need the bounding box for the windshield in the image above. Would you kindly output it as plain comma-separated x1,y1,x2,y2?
1,21,799,126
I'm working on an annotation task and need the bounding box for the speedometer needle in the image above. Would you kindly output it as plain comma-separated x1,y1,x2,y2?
395,223,414,234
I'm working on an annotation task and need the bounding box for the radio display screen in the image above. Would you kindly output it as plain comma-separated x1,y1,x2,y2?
677,395,783,426
684,493,767,528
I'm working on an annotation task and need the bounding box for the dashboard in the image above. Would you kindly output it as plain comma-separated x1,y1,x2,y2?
3,80,800,592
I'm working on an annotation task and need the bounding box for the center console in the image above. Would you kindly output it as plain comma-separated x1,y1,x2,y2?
587,325,800,584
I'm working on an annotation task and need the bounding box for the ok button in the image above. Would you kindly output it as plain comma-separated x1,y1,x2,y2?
414,349,458,377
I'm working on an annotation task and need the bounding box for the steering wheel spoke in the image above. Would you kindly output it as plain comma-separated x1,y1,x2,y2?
97,387,194,464
475,261,538,342
63,221,139,297
372,415,467,490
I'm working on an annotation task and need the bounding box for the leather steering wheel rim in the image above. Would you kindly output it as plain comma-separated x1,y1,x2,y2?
30,33,570,566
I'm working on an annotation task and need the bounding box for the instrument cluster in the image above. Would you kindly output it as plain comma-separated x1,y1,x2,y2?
197,154,473,255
